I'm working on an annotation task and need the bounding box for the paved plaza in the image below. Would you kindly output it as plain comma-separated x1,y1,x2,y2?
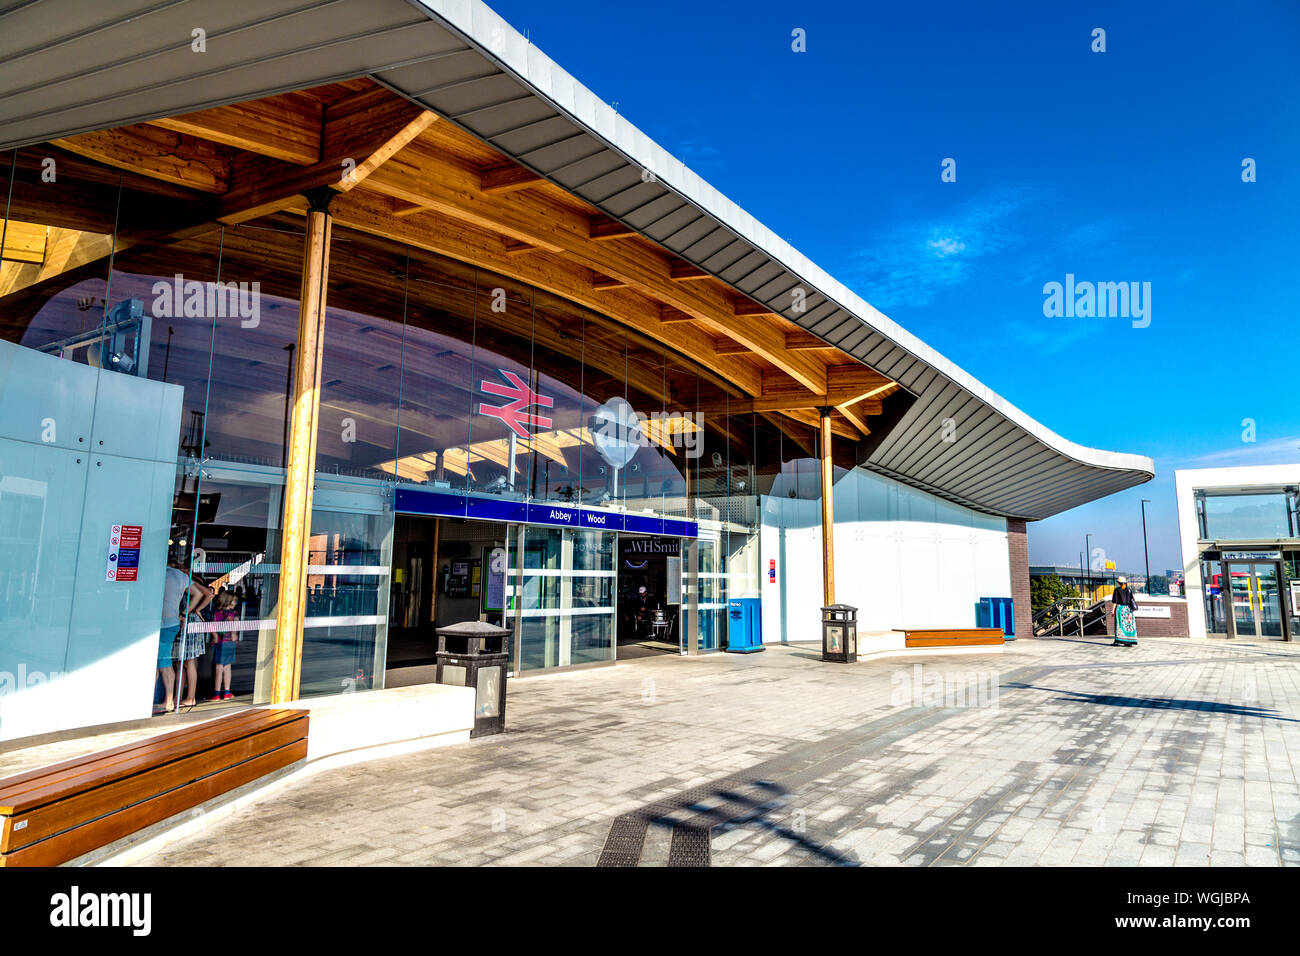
140,636,1300,867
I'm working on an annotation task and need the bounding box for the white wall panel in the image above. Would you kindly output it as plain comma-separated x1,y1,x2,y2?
760,467,1010,642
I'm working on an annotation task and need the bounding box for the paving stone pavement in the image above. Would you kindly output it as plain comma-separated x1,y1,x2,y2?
138,636,1300,867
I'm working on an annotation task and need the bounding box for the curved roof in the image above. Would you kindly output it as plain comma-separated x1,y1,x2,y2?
0,0,1154,519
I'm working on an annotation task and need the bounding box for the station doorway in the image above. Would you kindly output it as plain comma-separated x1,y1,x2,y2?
385,514,513,686
616,535,682,658
1222,558,1290,641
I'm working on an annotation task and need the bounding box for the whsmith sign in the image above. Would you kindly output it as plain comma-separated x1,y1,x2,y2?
394,489,698,538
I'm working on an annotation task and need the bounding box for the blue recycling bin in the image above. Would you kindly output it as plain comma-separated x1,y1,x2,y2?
726,597,764,653
976,597,1016,639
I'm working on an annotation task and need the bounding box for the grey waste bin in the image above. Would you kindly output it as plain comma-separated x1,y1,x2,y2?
434,620,510,737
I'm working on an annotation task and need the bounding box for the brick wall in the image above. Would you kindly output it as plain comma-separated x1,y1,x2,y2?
1103,598,1189,637
1007,519,1032,638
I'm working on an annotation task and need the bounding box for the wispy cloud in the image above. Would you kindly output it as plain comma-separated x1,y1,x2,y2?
846,184,1050,310
1169,435,1300,469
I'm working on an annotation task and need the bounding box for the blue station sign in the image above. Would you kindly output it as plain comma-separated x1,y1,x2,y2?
395,488,698,539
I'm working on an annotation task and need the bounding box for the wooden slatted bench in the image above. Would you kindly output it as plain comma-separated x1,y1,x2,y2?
0,708,308,867
903,628,1005,648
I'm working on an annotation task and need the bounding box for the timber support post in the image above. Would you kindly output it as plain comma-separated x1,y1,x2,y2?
271,187,334,704
819,406,836,608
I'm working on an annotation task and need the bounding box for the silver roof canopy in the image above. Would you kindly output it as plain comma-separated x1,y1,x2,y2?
0,0,1154,520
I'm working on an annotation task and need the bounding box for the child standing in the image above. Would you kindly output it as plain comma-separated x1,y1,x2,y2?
209,590,240,701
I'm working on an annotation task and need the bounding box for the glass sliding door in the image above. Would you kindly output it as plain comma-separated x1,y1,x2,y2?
515,526,615,671
697,535,724,652
1226,561,1286,640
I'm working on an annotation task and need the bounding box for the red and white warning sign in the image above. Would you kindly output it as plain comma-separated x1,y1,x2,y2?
106,524,143,582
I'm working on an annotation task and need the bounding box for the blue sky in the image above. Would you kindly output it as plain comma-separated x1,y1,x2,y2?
484,0,1300,574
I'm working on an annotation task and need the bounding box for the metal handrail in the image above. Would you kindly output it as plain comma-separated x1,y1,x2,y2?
1033,597,1094,637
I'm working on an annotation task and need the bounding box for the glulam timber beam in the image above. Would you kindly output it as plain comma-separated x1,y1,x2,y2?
836,401,872,437
786,330,828,350
51,124,232,194
734,298,777,317
782,406,857,441
148,91,324,166
361,126,829,392
481,164,543,193
327,189,763,397
713,336,751,355
589,214,635,240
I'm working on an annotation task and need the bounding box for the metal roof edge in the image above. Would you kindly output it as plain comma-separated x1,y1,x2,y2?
407,0,1155,484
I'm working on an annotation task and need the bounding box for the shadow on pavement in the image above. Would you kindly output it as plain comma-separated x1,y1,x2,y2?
1004,682,1297,722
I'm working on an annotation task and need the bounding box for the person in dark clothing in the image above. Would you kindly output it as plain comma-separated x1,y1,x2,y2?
1112,576,1138,647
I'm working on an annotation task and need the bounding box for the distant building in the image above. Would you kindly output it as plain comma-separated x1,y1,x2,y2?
1030,565,1148,604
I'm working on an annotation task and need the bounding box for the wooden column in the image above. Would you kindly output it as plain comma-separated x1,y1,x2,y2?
270,189,334,704
819,407,835,608
684,448,698,655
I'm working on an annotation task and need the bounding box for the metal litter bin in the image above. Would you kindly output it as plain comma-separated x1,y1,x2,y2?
434,620,510,737
821,604,857,663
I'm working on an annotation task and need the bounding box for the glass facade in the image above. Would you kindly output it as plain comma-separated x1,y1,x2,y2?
1192,486,1300,640
0,143,766,735
1197,491,1298,540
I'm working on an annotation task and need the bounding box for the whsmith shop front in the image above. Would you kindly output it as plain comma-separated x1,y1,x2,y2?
0,0,1153,741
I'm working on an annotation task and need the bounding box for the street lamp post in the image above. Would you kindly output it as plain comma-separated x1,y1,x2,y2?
1084,533,1094,603
1140,499,1152,595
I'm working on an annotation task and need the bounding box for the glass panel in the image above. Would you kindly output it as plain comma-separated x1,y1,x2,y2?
317,232,405,480
516,526,613,670
525,290,584,506
1255,563,1283,638
626,343,668,517
170,218,301,707
392,250,477,490
5,146,114,361
697,536,722,652
577,312,628,512
570,530,614,665
178,464,282,705
299,497,392,697
469,273,536,500
1230,566,1257,637
1202,493,1292,540
1202,559,1225,633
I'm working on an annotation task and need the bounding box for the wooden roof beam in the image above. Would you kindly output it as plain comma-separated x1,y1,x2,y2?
210,99,436,225
361,131,830,392
836,402,872,437
670,260,709,281
734,298,776,316
826,364,895,406
51,124,232,194
697,394,883,415
589,214,636,240
713,336,752,355
147,91,324,166
781,406,858,441
328,189,763,397
659,305,695,323
481,164,543,193
786,330,828,350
